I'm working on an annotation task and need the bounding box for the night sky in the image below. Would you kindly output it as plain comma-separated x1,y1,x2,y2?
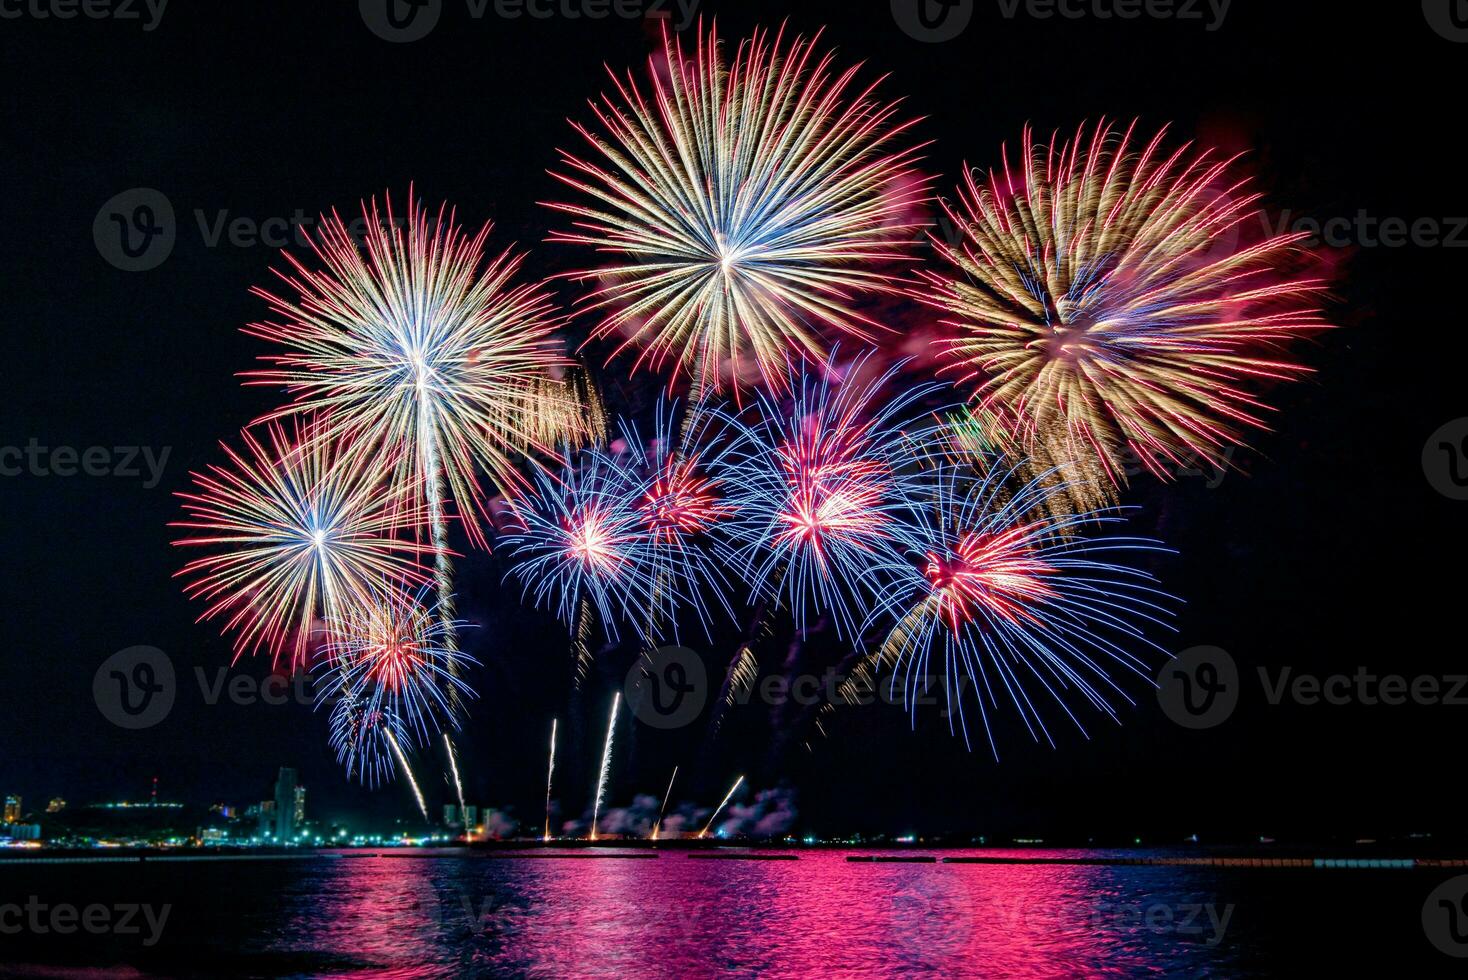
2,1,1463,842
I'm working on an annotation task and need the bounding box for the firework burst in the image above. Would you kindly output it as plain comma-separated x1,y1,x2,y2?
320,587,477,745
502,447,653,640
708,354,944,640
172,422,430,667
324,689,408,789
548,22,929,396
245,190,570,547
919,119,1329,492
852,462,1177,758
613,400,735,641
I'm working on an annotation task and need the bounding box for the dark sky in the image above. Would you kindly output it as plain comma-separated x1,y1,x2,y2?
2,0,1464,841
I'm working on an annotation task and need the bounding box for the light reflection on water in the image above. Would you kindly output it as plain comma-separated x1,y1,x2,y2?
271,850,1242,977
9,848,1445,976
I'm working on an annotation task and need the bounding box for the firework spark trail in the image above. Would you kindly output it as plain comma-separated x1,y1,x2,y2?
919,119,1330,494
544,717,558,842
443,731,467,832
384,728,429,821
698,775,745,839
651,766,678,840
589,692,620,841
571,595,595,688
548,22,929,397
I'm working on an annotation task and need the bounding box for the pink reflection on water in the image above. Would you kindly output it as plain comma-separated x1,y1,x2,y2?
263,850,1233,977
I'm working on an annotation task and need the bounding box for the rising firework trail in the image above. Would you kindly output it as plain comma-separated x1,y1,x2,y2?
699,775,744,839
651,766,678,841
544,717,558,842
384,728,429,821
443,732,467,832
589,693,620,841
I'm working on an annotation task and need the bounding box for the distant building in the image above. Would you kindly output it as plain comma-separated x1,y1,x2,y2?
443,804,460,827
46,798,66,814
3,795,20,824
1,823,40,841
273,768,298,840
253,800,275,837
293,785,306,827
464,806,478,829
